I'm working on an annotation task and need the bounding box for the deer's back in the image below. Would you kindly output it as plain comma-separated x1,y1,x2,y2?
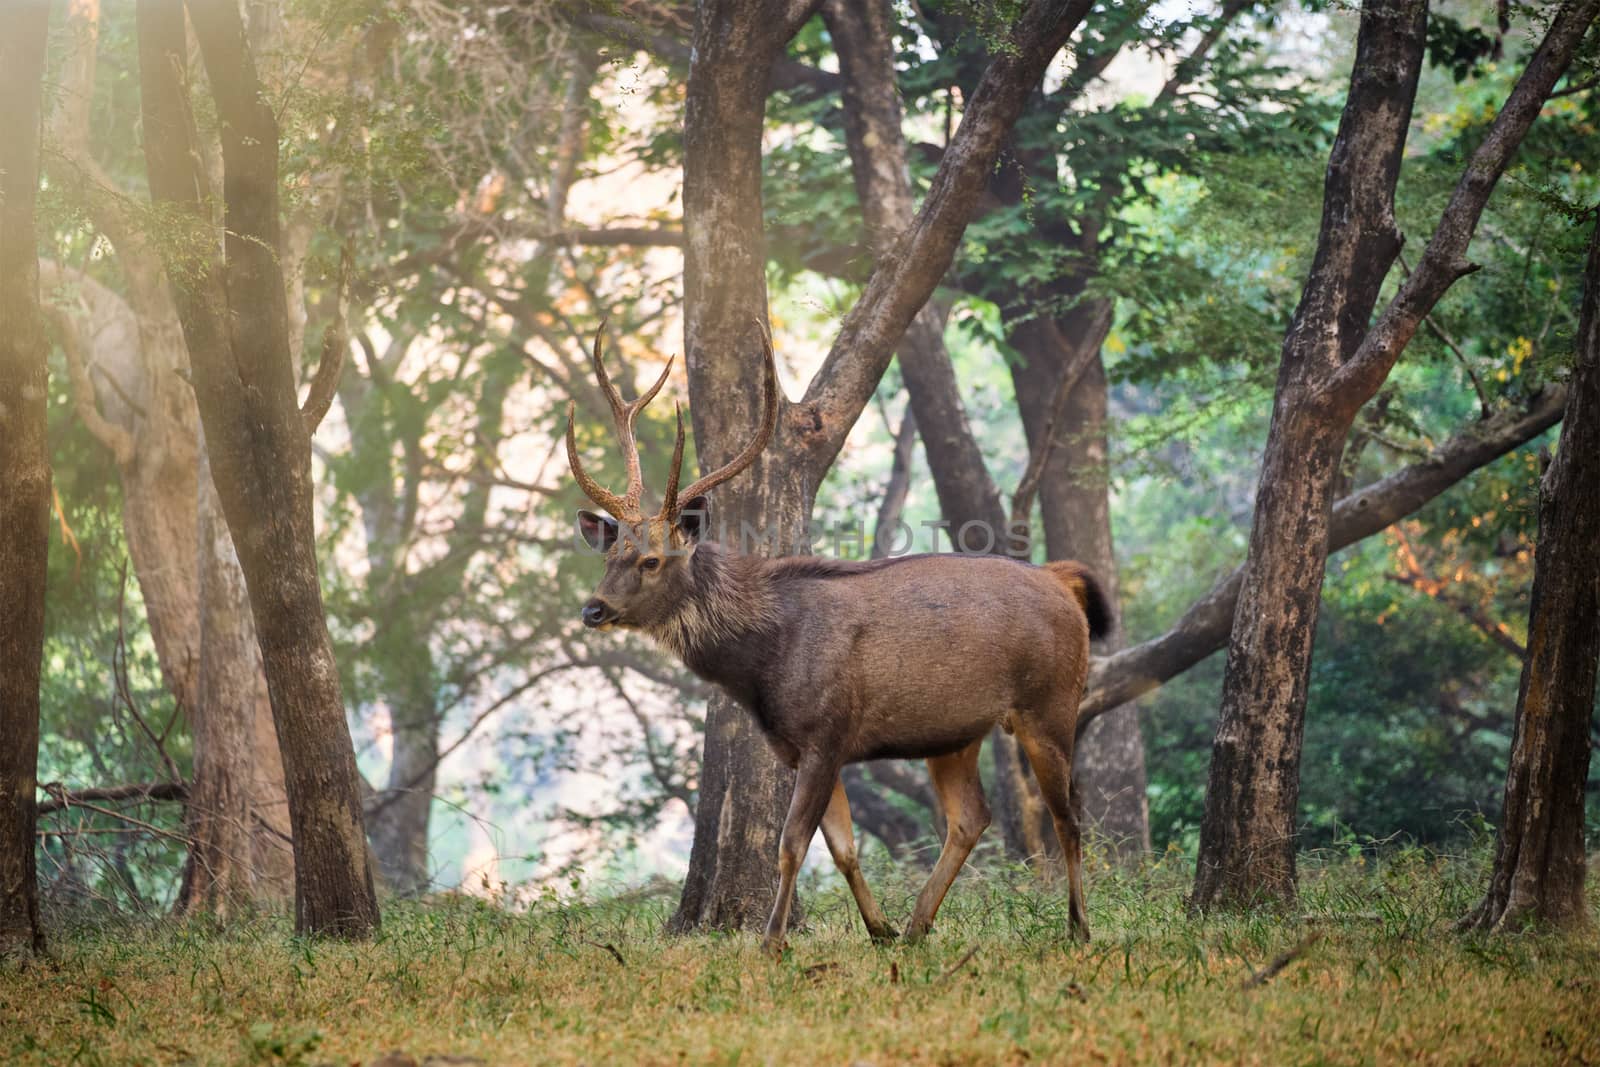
759,554,1091,762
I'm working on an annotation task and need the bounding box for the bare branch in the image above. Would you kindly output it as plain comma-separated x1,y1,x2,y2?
37,780,188,815
1080,387,1568,726
300,247,350,434
44,304,135,465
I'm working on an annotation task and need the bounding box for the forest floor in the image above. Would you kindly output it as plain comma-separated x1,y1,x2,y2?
1,847,1597,1066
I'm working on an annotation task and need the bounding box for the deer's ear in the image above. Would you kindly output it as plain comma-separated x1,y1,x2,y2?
676,496,710,542
578,510,618,552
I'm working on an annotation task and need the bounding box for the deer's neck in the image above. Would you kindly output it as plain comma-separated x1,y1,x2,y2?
651,544,780,700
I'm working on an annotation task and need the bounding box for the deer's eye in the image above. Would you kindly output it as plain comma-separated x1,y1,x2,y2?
639,556,662,573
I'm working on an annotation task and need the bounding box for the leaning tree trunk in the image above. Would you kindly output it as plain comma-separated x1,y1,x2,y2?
1194,0,1427,908
138,0,378,938
1193,0,1596,913
0,0,52,961
1462,214,1600,933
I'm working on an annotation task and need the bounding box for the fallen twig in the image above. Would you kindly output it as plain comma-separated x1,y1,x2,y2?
1241,933,1321,990
934,944,980,986
585,940,626,967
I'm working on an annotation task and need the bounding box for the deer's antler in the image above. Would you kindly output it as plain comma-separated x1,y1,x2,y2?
564,324,673,522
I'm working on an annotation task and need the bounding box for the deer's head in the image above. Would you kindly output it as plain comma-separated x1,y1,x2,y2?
566,326,778,631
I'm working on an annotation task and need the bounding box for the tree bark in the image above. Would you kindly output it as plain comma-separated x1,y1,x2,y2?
1010,310,1151,856
1081,384,1568,718
1461,215,1600,933
0,0,52,961
671,0,1089,931
178,466,267,918
46,0,294,911
138,0,377,938
1195,0,1429,909
1194,0,1596,912
669,0,805,932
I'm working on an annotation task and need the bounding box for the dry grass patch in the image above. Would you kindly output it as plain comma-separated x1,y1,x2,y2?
2,849,1596,1065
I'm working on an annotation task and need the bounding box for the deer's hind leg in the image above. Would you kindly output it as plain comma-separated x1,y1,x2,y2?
819,778,898,943
904,739,989,943
1013,715,1090,942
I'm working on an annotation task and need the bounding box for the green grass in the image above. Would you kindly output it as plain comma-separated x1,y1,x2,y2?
3,847,1597,1066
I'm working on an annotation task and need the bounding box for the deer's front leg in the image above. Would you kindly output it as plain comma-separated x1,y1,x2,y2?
763,756,838,956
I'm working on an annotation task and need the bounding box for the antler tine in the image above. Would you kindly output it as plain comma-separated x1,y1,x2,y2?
659,403,687,520
675,323,780,508
584,321,676,516
565,400,629,518
618,356,674,513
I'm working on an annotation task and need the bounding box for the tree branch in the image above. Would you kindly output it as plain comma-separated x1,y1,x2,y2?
798,0,1094,482
44,303,136,465
1329,0,1600,408
1079,386,1568,727
569,9,842,96
37,780,189,815
300,246,349,434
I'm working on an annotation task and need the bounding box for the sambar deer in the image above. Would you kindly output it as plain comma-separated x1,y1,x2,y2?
566,327,1109,953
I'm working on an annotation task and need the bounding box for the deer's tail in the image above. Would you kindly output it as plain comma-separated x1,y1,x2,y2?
1044,561,1112,640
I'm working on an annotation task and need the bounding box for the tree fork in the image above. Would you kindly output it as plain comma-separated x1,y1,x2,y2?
137,0,378,938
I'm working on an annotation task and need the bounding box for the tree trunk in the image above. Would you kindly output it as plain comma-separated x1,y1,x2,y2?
1462,216,1600,933
0,0,51,961
46,0,294,911
668,0,802,932
670,0,1091,930
1194,0,1427,909
138,0,378,938
367,673,440,897
1011,311,1150,856
178,467,270,918
1193,0,1595,912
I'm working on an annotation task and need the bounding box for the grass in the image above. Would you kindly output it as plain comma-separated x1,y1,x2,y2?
2,846,1597,1066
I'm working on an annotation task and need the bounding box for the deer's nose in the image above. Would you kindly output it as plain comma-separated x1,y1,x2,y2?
581,599,616,628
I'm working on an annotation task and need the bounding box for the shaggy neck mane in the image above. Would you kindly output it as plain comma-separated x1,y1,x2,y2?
648,542,778,660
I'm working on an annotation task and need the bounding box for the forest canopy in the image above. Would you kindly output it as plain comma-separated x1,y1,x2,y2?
9,0,1599,920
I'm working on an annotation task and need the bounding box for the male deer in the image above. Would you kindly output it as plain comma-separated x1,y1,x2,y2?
566,327,1109,953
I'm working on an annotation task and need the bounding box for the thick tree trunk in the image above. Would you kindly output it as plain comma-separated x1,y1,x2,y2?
1462,217,1600,933
669,0,802,932
138,0,377,938
1193,0,1595,912
1194,0,1427,909
671,0,1090,930
47,0,294,911
1011,312,1150,856
0,0,51,961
